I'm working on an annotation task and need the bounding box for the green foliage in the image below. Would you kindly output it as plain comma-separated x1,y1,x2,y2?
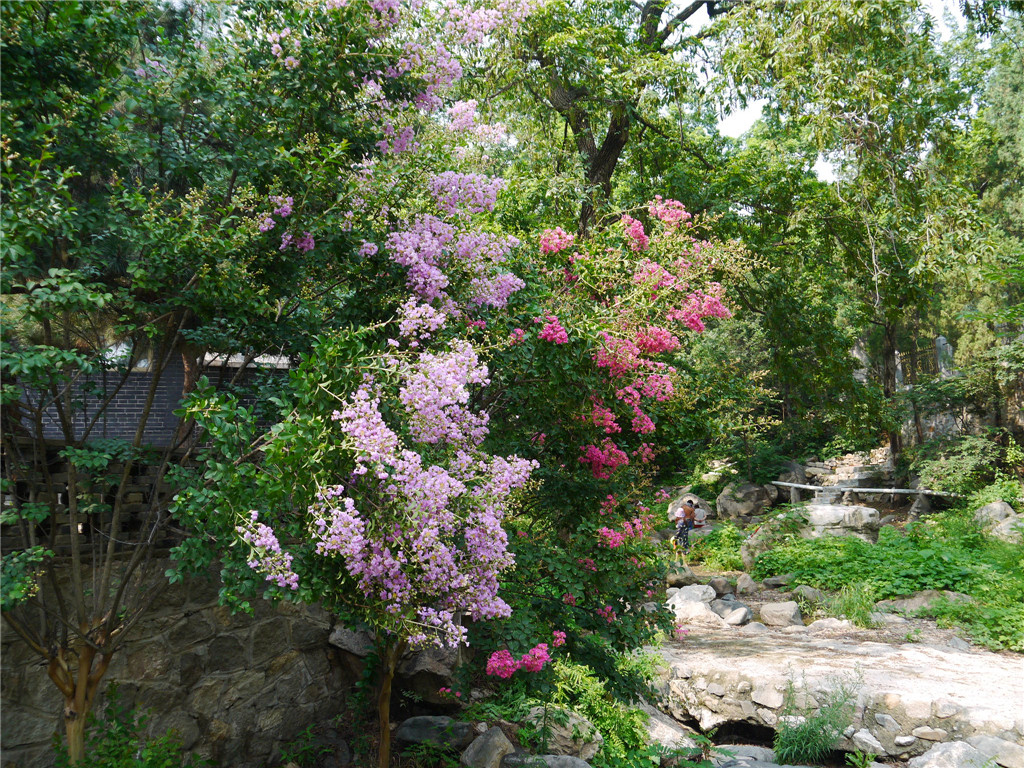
278,725,333,768
54,685,204,768
907,434,1003,494
1,546,50,610
969,476,1024,509
753,525,975,598
754,508,1024,650
773,676,857,765
846,750,879,768
689,523,745,571
823,582,879,629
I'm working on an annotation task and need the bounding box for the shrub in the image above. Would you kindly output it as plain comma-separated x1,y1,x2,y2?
823,582,878,628
907,435,1002,494
689,523,746,571
773,675,857,765
54,685,203,768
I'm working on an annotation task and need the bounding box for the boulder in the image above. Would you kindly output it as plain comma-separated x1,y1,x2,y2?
762,574,795,589
396,716,476,751
791,585,827,605
735,574,759,594
807,617,853,632
801,504,880,542
398,645,459,704
991,516,1023,543
671,600,729,629
759,601,803,627
637,700,697,753
778,461,808,485
875,590,971,616
716,482,774,520
909,494,932,518
327,626,374,656
724,606,753,626
907,741,990,768
737,621,768,634
709,577,735,597
523,707,603,760
967,734,1024,768
671,584,716,604
460,726,513,768
974,501,1016,526
666,567,701,588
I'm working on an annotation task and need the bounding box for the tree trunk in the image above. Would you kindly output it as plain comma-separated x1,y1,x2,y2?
578,111,630,236
376,638,407,768
881,323,903,459
64,704,88,765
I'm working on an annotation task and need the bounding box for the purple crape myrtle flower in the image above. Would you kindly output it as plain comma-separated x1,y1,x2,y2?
237,510,299,590
311,339,537,649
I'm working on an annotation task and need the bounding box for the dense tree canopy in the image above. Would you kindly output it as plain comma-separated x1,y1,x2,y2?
1,1,1021,765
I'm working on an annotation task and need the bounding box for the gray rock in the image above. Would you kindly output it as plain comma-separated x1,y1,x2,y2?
328,626,374,656
802,504,880,541
791,585,827,604
716,482,774,520
852,729,886,753
880,514,899,526
709,599,734,618
673,584,717,604
709,576,735,597
974,501,1015,526
946,637,971,652
714,744,776,763
895,735,917,746
670,600,729,629
396,716,475,751
991,516,1023,543
912,726,948,741
874,713,900,731
909,494,932,518
778,461,808,485
461,727,514,768
762,574,795,589
759,601,803,627
735,574,759,594
637,700,697,752
967,734,1024,768
738,621,768,634
510,758,592,768
807,617,853,632
524,707,603,760
724,606,753,626
907,741,990,768
876,590,970,616
666,567,701,588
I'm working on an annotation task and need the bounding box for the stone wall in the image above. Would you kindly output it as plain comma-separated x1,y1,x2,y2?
1,571,356,768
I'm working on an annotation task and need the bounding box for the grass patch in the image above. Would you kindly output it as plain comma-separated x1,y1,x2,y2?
752,506,1024,651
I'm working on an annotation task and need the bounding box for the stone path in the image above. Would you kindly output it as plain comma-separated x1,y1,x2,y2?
656,630,1024,759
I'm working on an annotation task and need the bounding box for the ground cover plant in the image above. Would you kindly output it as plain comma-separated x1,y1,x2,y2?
752,501,1024,650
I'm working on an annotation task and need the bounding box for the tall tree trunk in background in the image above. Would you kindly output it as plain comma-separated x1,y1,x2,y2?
881,323,903,459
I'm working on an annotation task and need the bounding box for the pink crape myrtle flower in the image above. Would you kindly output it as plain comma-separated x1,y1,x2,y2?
519,643,551,672
539,226,574,255
537,315,568,344
486,649,520,678
552,630,567,647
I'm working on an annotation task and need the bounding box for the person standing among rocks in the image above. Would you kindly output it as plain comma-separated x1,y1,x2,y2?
673,502,697,552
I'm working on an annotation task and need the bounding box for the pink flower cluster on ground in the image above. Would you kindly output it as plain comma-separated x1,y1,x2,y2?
539,226,575,255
